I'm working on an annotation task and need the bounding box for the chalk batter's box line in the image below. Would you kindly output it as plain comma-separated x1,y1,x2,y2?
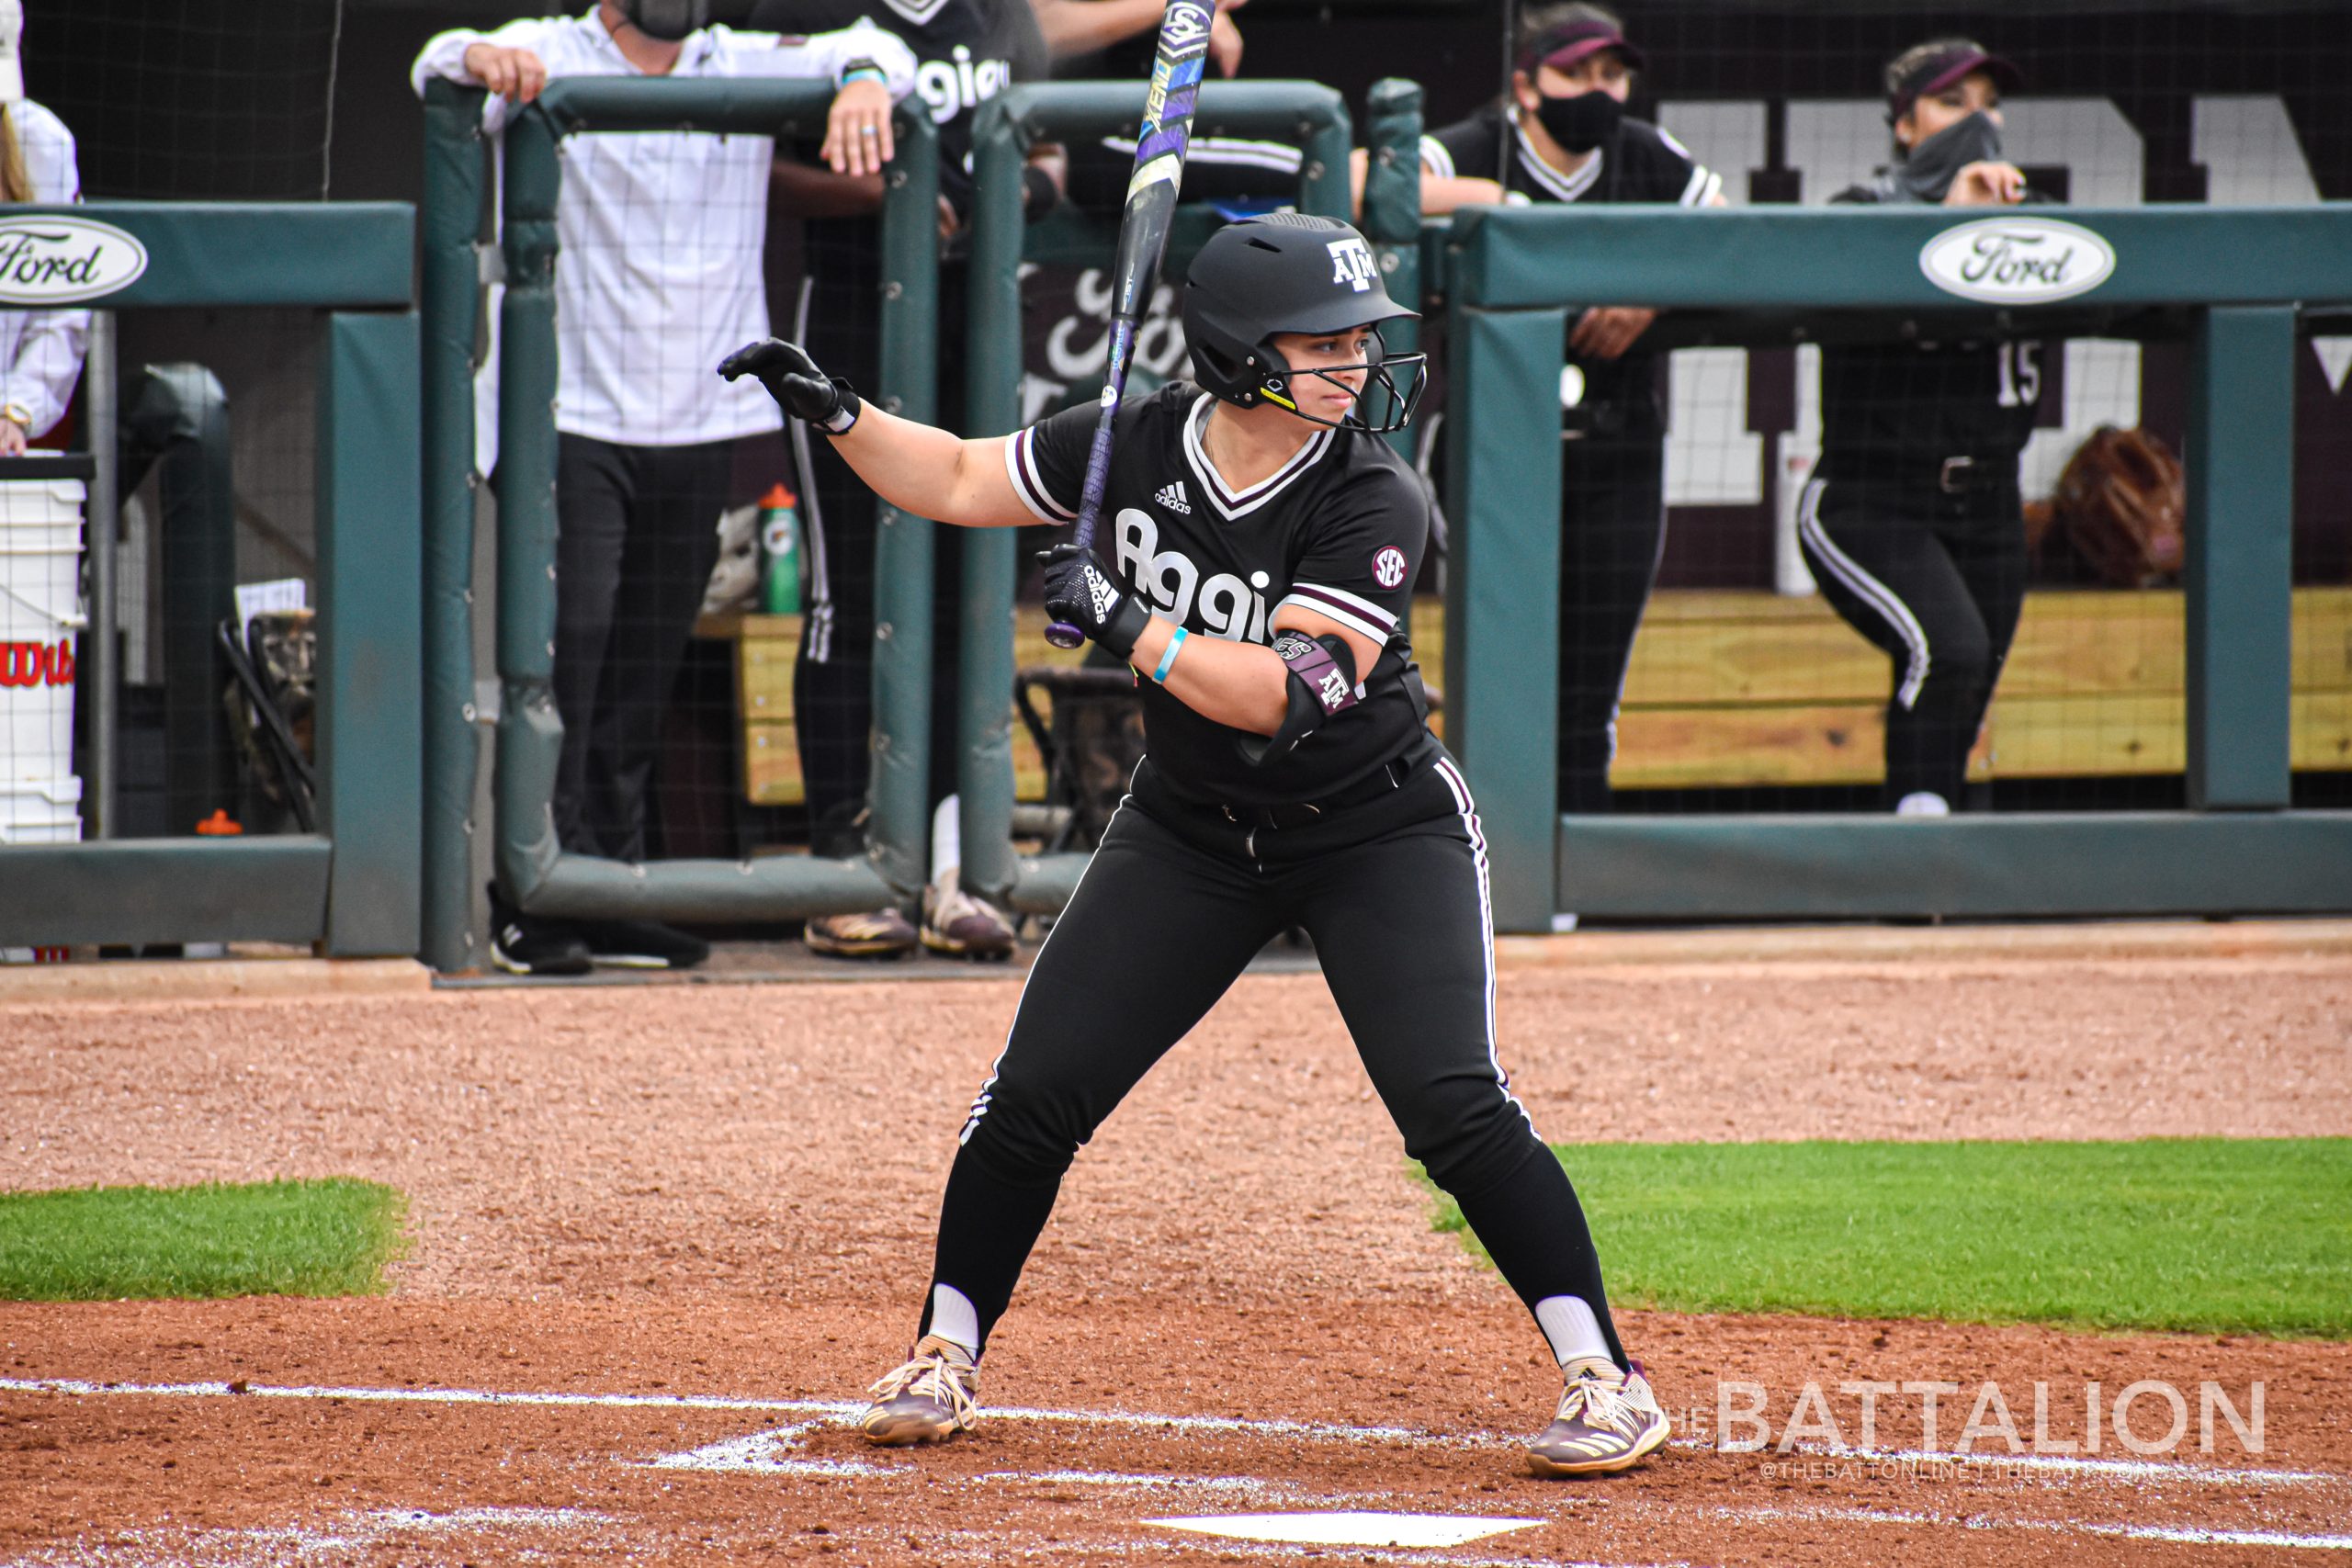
1695,1501,2352,1553
0,1376,2336,1493
9,1378,2349,1562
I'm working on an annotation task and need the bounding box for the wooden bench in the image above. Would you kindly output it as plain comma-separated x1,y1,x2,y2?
715,588,2352,805
1605,588,2352,786
720,610,1102,806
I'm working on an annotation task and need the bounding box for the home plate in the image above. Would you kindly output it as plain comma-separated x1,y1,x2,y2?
1149,1512,1543,1548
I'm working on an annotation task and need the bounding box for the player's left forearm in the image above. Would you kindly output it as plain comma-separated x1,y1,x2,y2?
1128,616,1288,736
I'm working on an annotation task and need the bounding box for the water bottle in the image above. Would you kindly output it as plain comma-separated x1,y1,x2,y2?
758,484,803,615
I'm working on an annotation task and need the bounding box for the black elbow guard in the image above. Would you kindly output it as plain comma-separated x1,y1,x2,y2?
1257,631,1362,759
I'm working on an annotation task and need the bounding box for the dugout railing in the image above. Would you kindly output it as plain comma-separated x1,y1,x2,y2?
0,203,418,956
954,79,1367,913
419,81,939,973
1439,202,2352,930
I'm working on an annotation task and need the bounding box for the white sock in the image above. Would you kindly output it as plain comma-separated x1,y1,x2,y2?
927,1284,981,1358
1533,1294,1611,1367
1894,791,1951,817
931,795,961,889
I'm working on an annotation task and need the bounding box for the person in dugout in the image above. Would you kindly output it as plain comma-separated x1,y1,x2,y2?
1407,3,1725,816
0,0,86,463
1807,39,2047,816
409,0,916,975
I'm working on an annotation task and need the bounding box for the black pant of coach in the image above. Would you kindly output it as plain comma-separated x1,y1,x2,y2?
551,434,732,863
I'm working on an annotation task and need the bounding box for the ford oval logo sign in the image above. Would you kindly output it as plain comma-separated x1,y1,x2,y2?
0,215,150,305
1919,216,2116,305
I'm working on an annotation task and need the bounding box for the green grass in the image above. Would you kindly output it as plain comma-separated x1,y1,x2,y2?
1427,1138,2352,1338
0,1178,409,1301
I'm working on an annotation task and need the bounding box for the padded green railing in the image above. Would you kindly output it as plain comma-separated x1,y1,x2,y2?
420,80,940,961
0,202,418,953
1438,202,2352,927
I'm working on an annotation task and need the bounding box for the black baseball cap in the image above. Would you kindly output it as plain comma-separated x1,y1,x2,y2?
1888,43,2023,123
1516,18,1645,77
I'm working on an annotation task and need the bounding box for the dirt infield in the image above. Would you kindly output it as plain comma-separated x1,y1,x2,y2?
5,924,2350,1564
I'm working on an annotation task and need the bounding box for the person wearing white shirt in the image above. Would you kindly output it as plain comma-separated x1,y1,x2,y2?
0,0,87,456
412,1,916,976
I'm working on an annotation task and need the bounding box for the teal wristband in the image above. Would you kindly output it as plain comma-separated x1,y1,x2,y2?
842,65,888,86
1149,626,1188,683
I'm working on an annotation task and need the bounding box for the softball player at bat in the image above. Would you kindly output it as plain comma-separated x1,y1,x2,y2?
1809,38,2046,815
721,214,1672,1478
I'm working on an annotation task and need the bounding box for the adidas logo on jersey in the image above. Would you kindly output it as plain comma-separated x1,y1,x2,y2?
1154,480,1192,514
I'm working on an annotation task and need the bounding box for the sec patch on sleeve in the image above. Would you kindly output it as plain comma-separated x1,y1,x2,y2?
1373,545,1408,590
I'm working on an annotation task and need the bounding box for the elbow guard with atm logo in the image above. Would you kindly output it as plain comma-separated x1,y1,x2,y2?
1250,629,1362,759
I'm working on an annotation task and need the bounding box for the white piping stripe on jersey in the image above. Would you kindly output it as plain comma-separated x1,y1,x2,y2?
1418,133,1455,179
1004,428,1077,525
1103,133,1304,175
790,276,836,663
1275,593,1387,644
959,786,1137,1148
1277,584,1396,643
1430,757,1535,1136
1679,164,1721,207
1797,477,1931,710
1181,393,1332,520
1510,118,1603,202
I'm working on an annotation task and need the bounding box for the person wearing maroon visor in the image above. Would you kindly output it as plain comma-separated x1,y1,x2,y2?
1803,39,2051,817
1395,4,1725,818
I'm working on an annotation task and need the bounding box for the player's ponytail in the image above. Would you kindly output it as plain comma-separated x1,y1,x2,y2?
0,108,28,205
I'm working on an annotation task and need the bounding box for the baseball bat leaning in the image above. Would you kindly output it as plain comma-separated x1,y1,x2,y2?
1043,0,1217,649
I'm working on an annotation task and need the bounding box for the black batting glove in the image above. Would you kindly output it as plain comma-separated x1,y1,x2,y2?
718,339,862,434
1037,542,1152,661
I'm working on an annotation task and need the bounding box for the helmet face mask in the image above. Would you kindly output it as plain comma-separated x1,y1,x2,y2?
1182,214,1428,435
1254,326,1429,435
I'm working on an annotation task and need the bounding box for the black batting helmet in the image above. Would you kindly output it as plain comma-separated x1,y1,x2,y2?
1182,214,1428,434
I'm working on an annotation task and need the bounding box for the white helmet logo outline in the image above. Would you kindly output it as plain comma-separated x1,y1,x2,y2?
1327,236,1378,293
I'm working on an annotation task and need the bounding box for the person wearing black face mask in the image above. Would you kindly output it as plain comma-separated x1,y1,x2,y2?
1408,3,1724,816
1805,39,2048,818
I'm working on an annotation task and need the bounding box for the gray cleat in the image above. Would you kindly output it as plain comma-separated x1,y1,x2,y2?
860,1335,979,1446
1527,1358,1671,1477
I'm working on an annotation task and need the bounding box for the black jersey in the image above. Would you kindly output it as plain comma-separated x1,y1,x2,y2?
1007,384,1430,808
1817,185,2047,468
1421,104,1720,441
754,0,1045,220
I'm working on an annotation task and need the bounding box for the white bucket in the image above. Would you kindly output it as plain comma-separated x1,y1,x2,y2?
0,772,82,843
0,479,85,785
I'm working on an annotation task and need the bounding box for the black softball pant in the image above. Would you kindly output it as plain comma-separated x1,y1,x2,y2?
1557,436,1668,815
920,741,1627,1365
552,434,731,863
1796,470,2028,807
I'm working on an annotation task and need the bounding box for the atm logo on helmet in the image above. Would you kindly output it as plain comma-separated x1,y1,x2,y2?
1919,216,2116,305
1327,236,1378,293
